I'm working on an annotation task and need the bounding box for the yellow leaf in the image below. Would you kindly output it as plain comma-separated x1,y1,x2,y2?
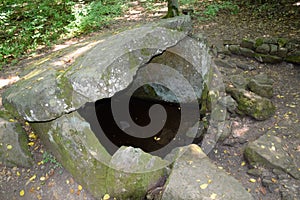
25,122,30,126
37,161,43,165
200,183,208,189
28,132,37,140
103,194,111,200
210,193,217,199
208,179,212,184
29,174,36,182
249,178,256,183
271,178,277,183
7,144,13,150
19,189,25,196
28,142,34,147
9,119,15,122
241,161,246,166
78,185,83,191
40,176,46,181
17,171,21,176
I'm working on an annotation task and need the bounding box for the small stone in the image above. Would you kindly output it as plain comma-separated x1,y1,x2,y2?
228,45,241,55
241,39,255,50
230,75,249,89
247,168,262,177
254,53,282,63
240,47,255,57
248,74,274,98
255,44,270,54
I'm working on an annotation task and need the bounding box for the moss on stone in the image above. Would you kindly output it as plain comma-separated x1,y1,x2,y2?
277,38,288,47
255,38,264,48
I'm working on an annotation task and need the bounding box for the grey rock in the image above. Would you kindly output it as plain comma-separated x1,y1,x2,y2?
0,118,33,167
241,38,255,50
269,44,278,55
244,133,300,180
248,73,274,98
226,87,275,120
2,16,191,122
162,144,254,200
240,47,255,57
285,50,300,64
255,53,282,63
228,45,241,55
277,47,288,58
236,62,256,71
214,58,236,69
230,74,249,89
219,95,238,114
256,44,270,54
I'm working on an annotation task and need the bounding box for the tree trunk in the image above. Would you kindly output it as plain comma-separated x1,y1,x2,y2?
164,0,179,18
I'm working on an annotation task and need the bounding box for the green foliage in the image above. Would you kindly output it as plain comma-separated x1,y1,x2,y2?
0,0,126,67
42,151,62,169
203,1,239,17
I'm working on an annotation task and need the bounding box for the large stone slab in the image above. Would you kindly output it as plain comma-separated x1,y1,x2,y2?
0,117,33,167
2,16,192,122
31,111,168,199
245,133,300,180
162,144,253,200
2,16,228,199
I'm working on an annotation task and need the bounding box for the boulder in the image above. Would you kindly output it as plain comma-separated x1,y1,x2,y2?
244,133,300,180
162,144,254,200
0,117,33,167
2,16,192,122
247,74,274,98
2,16,227,198
226,87,275,120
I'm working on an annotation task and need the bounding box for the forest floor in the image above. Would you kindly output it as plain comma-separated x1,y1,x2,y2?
0,1,299,200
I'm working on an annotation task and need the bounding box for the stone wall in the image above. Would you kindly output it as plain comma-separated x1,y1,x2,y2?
225,37,300,64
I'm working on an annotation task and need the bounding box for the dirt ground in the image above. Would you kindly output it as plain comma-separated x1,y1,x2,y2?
0,1,299,200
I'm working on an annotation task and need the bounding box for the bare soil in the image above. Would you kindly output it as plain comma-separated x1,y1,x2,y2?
0,1,299,200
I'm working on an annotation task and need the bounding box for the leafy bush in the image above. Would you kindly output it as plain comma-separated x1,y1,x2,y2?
204,1,239,17
0,0,126,67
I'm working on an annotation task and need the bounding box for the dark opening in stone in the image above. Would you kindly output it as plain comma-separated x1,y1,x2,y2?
78,84,202,157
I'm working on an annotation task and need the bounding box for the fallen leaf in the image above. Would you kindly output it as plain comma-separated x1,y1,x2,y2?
78,185,83,191
19,189,25,196
271,178,277,183
103,194,110,200
200,183,208,189
29,187,35,193
9,119,15,122
210,193,217,199
28,142,35,147
28,132,37,140
249,178,256,183
241,161,246,166
260,186,267,195
40,176,46,181
70,188,74,194
6,144,13,150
